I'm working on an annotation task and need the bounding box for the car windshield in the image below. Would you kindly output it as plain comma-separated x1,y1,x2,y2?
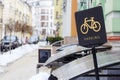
4,36,17,41
29,36,38,41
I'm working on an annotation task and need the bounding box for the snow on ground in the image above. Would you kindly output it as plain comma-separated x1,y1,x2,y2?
0,67,4,73
0,44,39,66
0,41,47,73
29,66,51,80
29,71,50,80
0,41,51,80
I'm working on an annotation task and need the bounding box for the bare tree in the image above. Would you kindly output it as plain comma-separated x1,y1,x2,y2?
21,23,33,36
27,25,33,35
14,21,33,36
14,21,21,32
4,19,15,54
5,24,10,34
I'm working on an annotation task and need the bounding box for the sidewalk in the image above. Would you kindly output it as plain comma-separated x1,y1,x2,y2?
0,49,38,80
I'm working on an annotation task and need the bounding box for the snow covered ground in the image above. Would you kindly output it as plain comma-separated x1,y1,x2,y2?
0,41,51,80
29,66,51,80
29,71,50,80
0,44,39,74
0,44,39,66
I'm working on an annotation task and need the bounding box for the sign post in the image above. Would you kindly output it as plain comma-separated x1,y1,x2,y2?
75,6,107,80
92,47,99,80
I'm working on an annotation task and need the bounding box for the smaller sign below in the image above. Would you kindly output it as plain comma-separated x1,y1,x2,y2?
75,6,107,48
38,49,51,63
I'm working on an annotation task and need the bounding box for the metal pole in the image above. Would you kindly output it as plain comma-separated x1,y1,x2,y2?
92,47,100,80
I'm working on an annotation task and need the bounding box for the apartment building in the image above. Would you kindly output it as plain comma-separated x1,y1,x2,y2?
26,0,54,39
105,0,120,37
78,0,120,38
0,1,3,40
54,0,63,36
2,0,31,24
1,0,32,37
62,0,77,37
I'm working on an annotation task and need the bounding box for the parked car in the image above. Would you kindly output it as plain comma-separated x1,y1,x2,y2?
0,36,20,52
18,39,22,46
28,35,39,44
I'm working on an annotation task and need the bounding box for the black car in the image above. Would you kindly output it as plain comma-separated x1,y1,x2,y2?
0,36,20,52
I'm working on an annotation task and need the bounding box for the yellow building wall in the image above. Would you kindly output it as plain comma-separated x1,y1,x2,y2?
0,3,3,20
6,0,32,26
3,0,32,38
0,3,3,40
71,0,77,37
54,0,63,36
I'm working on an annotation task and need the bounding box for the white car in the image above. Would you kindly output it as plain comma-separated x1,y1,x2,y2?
28,35,39,44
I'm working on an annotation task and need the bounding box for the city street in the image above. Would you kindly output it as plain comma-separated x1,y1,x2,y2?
0,0,120,80
0,49,38,80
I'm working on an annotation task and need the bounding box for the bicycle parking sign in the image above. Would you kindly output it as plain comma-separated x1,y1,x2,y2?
75,6,107,48
80,17,101,34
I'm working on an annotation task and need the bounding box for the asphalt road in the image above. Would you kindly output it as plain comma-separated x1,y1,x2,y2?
0,49,38,80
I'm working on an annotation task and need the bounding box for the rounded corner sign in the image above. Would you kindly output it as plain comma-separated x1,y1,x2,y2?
75,6,107,48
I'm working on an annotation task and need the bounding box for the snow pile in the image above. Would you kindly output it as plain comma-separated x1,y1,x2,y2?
29,71,50,80
38,41,47,46
0,41,49,80
0,67,4,73
0,44,39,66
29,66,52,80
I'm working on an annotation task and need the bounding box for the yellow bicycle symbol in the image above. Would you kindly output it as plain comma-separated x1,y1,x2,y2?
80,17,101,34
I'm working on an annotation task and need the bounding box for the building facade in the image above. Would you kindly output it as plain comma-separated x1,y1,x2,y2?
0,1,3,40
62,0,78,37
54,0,63,36
2,0,32,25
26,0,55,39
105,0,120,36
78,0,120,38
1,0,32,38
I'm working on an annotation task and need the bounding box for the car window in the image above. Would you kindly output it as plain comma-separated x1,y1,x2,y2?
4,36,17,41
29,35,38,41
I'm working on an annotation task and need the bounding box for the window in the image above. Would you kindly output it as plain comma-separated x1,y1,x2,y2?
41,16,49,20
46,10,49,14
41,29,46,35
51,22,53,27
41,16,45,20
0,18,3,23
51,9,53,14
53,30,56,35
51,16,52,19
36,2,39,6
41,9,49,14
91,0,92,3
56,11,59,19
63,0,67,12
41,9,45,14
56,0,59,5
41,22,45,27
41,22,48,27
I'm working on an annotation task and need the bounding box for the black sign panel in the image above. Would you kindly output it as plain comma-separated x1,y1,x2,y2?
75,6,107,48
38,49,51,63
